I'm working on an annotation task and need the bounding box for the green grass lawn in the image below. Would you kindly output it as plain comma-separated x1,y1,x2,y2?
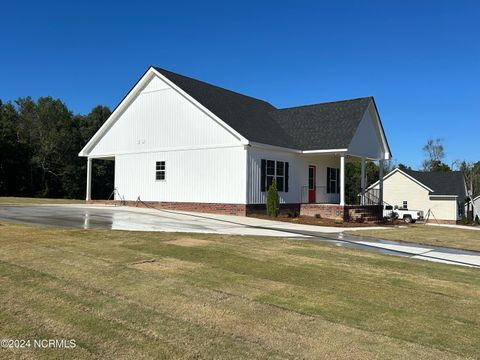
0,223,479,359
347,225,480,252
0,197,85,205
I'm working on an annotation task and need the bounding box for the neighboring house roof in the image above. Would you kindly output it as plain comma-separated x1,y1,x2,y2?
369,168,467,200
403,170,467,199
155,67,386,152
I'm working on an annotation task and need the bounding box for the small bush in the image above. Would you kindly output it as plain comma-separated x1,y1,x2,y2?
314,214,322,219
475,215,480,225
266,180,280,217
460,215,470,225
288,209,299,218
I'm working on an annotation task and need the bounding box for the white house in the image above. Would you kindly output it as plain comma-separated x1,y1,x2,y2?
367,168,467,223
79,66,391,219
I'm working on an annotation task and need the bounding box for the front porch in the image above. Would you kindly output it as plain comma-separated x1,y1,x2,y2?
297,153,386,222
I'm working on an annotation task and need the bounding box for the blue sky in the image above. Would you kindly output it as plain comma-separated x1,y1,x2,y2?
1,0,478,168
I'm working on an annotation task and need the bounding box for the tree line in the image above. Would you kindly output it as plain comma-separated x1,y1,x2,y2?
0,97,113,199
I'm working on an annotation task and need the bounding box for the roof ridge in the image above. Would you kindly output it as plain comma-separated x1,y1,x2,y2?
277,96,373,111
406,169,463,175
153,66,276,108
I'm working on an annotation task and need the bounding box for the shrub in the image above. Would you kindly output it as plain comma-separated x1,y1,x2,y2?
266,179,280,217
287,209,299,218
475,215,480,225
460,215,470,225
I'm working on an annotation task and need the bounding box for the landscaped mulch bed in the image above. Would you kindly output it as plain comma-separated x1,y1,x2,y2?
247,214,396,227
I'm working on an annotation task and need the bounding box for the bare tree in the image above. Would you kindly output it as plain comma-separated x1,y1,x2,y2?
422,138,449,171
382,159,398,174
453,160,480,197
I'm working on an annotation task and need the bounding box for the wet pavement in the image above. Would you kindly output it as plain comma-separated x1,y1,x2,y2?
0,205,479,268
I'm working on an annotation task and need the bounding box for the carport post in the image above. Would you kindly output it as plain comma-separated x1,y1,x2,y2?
360,157,366,205
379,159,384,205
86,158,92,201
340,155,345,206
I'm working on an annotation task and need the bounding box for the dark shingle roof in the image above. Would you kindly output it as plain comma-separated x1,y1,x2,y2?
404,170,467,199
271,98,372,150
155,67,373,150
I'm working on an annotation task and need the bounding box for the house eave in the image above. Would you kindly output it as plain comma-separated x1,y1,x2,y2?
429,195,458,198
302,148,348,154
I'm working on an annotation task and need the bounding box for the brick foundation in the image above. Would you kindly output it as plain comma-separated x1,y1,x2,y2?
86,200,247,216
300,204,383,223
300,204,345,219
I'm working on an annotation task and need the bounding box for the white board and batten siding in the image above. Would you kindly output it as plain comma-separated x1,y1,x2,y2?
115,147,246,203
247,146,340,204
88,74,247,204
348,102,386,160
88,76,241,156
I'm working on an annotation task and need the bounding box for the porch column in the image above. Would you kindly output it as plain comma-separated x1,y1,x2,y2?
360,157,366,205
340,155,345,206
86,158,92,201
378,159,384,205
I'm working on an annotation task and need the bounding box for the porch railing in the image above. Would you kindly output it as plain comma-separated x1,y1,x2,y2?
364,188,381,205
301,186,340,204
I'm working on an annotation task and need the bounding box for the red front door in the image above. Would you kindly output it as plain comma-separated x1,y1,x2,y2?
308,165,316,203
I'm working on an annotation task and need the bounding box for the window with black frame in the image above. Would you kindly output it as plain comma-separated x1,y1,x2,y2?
261,159,289,192
155,161,166,181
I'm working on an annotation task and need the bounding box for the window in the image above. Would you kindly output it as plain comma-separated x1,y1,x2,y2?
327,167,340,194
276,161,285,192
155,161,166,181
261,159,289,192
266,160,275,190
402,201,408,209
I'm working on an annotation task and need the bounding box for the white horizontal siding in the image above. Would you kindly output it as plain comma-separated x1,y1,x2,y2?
89,75,240,156
114,146,246,204
247,147,340,204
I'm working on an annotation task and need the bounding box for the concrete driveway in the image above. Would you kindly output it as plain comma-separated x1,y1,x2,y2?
0,204,479,268
0,204,369,237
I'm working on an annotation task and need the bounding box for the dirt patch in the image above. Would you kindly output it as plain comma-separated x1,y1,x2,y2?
165,237,213,247
131,258,157,265
130,257,202,272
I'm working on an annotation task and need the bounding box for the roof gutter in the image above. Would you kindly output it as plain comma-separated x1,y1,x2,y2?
302,148,348,154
